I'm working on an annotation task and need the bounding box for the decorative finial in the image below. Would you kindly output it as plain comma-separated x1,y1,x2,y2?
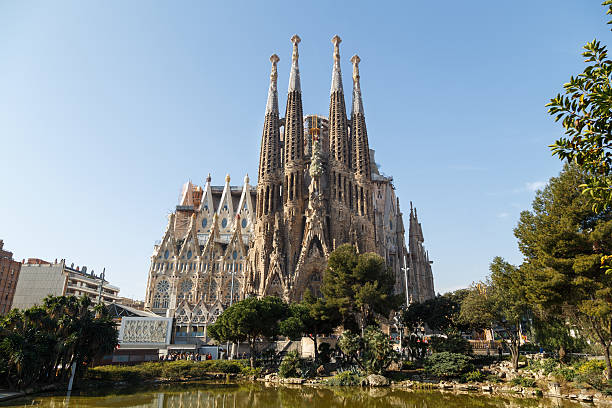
351,54,360,81
206,173,211,183
266,54,280,114
332,35,342,61
244,173,249,184
225,174,231,183
288,35,302,92
270,54,279,79
291,34,301,61
330,36,343,93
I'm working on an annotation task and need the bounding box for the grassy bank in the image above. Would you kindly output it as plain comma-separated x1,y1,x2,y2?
85,360,256,383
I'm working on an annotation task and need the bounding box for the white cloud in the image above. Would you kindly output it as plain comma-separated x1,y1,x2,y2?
525,181,546,192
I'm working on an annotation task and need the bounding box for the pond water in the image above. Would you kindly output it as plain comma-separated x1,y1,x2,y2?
0,382,586,408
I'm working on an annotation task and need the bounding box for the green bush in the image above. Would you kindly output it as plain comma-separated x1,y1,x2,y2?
552,366,576,382
575,359,608,391
278,351,302,378
462,370,485,383
325,371,363,386
429,334,472,355
85,360,247,383
401,360,416,370
527,358,558,375
240,366,262,377
510,376,537,388
424,352,473,379
318,343,332,364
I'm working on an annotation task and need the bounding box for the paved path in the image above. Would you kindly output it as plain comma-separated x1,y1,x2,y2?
0,390,25,402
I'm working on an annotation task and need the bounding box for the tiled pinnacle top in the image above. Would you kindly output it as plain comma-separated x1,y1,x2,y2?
351,55,364,115
288,35,301,93
265,54,279,114
330,35,343,94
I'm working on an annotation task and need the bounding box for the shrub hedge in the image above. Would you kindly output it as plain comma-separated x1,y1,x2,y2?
85,360,249,383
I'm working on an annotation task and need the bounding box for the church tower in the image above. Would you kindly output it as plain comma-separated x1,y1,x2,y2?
282,34,307,281
247,53,286,298
327,36,352,249
349,54,375,252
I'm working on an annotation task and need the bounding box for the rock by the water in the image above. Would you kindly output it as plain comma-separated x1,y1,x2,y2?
366,374,390,387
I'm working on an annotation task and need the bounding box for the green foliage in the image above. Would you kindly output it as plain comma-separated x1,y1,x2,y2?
401,360,416,370
574,360,610,391
278,351,303,378
338,330,361,358
403,290,470,334
208,296,289,368
338,327,398,374
362,326,398,374
429,333,472,355
462,370,485,383
318,342,332,365
510,376,537,388
325,370,363,386
85,360,248,383
460,257,529,370
515,165,612,377
528,358,559,375
424,352,473,379
548,29,612,213
279,290,341,362
322,244,401,331
0,295,117,390
240,365,262,377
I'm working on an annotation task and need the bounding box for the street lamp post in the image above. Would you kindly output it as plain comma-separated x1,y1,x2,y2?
227,262,236,359
97,268,106,304
393,312,404,358
402,256,410,306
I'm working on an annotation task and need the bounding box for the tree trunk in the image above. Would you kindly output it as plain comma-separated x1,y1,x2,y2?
603,345,612,380
249,337,255,369
312,332,319,362
510,340,520,372
558,345,566,362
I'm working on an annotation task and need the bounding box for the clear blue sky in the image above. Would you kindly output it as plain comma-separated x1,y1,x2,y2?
0,1,608,300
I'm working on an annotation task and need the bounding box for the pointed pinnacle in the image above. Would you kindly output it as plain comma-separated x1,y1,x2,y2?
291,34,301,61
351,54,361,81
332,35,342,61
270,54,279,78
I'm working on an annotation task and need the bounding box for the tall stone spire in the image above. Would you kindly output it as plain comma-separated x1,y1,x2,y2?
350,54,371,180
284,34,305,183
288,35,301,93
328,35,350,168
258,54,282,182
265,54,280,114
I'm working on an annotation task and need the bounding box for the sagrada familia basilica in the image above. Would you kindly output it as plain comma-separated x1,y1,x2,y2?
144,36,435,330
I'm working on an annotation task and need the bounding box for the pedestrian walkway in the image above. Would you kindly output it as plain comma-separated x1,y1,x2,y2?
0,390,25,402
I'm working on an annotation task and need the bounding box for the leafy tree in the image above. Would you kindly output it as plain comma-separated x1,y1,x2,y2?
279,290,341,362
429,333,472,355
322,244,401,333
337,326,397,374
208,296,288,368
460,257,529,371
403,289,469,334
278,350,303,378
0,295,117,390
337,330,362,368
529,314,586,360
424,352,473,379
548,2,612,214
515,165,612,377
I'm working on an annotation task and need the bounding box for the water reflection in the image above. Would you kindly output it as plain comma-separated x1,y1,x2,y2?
1,382,584,408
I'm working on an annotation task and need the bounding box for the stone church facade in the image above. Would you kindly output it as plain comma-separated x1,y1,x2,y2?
144,36,435,329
